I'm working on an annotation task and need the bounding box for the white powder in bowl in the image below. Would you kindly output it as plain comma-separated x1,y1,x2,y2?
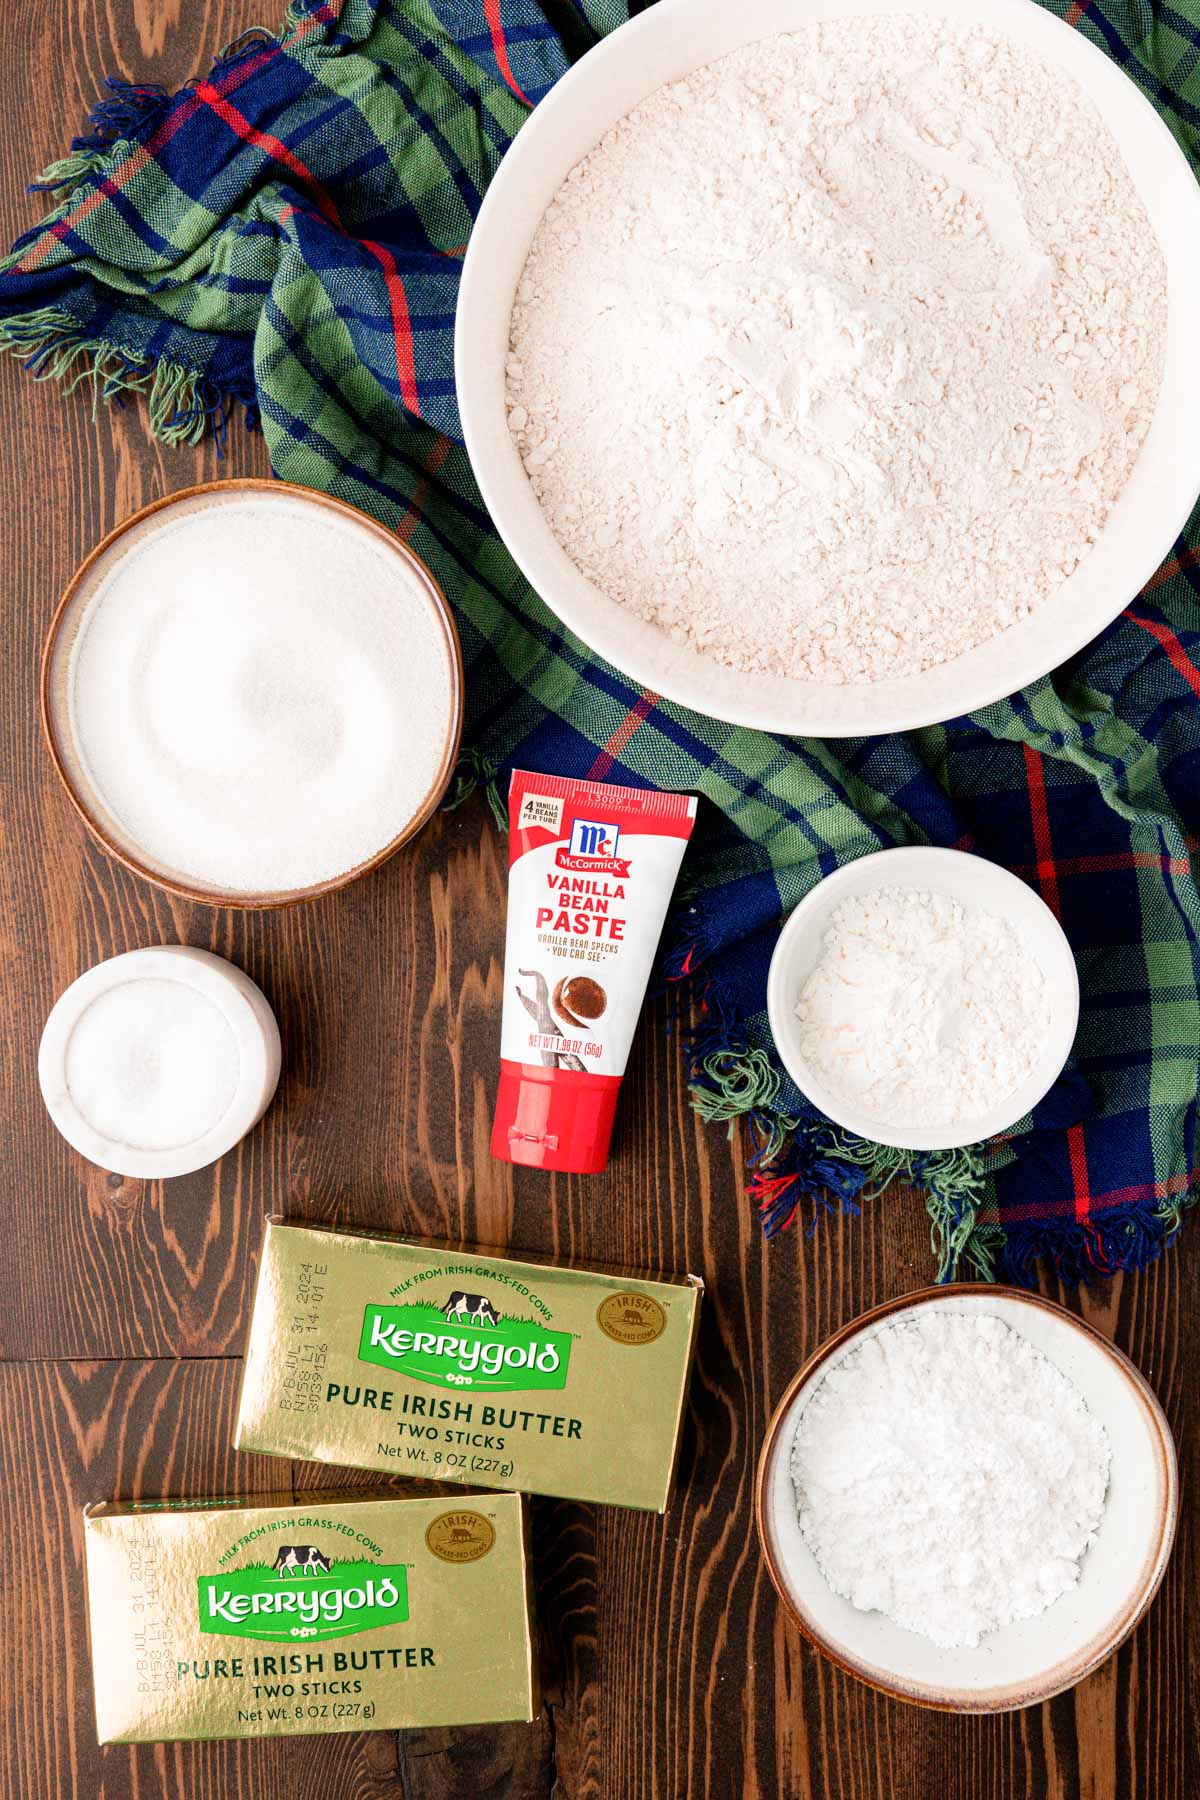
67,494,456,893
508,18,1167,683
790,1311,1111,1649
794,885,1051,1126
65,979,239,1152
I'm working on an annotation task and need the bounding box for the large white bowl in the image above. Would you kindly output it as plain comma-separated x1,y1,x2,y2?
756,1287,1178,1711
457,0,1200,735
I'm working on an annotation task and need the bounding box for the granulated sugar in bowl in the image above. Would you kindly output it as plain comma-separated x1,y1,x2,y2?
42,483,463,906
457,0,1200,734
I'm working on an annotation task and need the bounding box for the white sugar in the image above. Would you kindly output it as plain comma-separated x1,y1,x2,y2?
68,494,455,892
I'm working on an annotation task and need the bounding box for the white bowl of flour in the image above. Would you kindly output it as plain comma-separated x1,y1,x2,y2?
766,845,1079,1148
457,0,1200,733
42,483,463,906
755,1287,1177,1710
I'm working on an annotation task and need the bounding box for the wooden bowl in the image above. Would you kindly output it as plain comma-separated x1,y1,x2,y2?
755,1285,1177,1712
41,480,464,909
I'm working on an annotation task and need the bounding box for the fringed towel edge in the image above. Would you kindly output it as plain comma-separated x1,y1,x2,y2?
0,4,326,440
677,927,998,1279
997,1189,1197,1286
0,306,252,447
444,746,507,830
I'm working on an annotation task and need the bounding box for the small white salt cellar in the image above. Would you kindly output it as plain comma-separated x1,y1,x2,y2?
38,946,281,1179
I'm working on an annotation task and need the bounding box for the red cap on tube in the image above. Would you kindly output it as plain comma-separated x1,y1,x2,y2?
491,1063,621,1174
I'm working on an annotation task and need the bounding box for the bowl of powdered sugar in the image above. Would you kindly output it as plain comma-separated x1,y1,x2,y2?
42,482,463,907
755,1287,1177,1710
766,845,1079,1149
457,0,1200,734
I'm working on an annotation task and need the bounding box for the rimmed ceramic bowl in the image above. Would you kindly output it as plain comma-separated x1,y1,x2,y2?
456,0,1200,735
756,1285,1178,1712
38,945,281,1179
41,480,464,909
765,845,1080,1151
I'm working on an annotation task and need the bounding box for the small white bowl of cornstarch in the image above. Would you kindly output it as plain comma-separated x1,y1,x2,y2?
766,845,1080,1151
755,1287,1178,1712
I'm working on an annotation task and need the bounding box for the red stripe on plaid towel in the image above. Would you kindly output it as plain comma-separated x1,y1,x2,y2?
16,44,282,273
285,1,343,48
587,690,660,780
195,85,344,228
1126,609,1200,698
1021,744,1062,918
1065,1,1089,25
1067,1122,1091,1225
1142,546,1200,592
484,0,533,106
396,433,451,543
1009,850,1191,879
361,240,421,415
1001,1169,1192,1220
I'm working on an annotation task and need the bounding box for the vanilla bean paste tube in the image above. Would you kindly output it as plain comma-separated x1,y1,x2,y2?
491,771,697,1173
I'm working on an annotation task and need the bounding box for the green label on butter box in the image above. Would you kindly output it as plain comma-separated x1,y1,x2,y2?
84,1489,538,1745
84,1490,536,1742
198,1557,410,1643
358,1300,571,1392
235,1222,703,1512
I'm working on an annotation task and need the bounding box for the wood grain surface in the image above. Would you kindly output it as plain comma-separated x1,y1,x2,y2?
0,4,1195,1796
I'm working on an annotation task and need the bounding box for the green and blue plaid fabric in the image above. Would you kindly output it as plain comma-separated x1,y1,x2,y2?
2,0,1198,1281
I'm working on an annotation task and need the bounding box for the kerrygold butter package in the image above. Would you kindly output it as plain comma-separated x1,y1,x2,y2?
83,1489,537,1744
235,1220,703,1511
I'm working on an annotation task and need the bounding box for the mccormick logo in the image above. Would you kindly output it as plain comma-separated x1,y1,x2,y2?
197,1547,409,1643
556,818,630,876
358,1294,572,1392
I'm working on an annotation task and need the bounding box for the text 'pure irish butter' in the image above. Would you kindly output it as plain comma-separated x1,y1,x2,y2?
83,1489,537,1744
234,1219,704,1511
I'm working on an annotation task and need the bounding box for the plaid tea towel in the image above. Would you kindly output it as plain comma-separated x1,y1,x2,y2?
3,0,1199,1283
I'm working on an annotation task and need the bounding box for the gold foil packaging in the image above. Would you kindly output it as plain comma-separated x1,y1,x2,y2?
235,1219,703,1511
84,1489,538,1744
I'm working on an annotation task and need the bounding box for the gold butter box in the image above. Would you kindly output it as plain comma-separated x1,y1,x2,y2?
235,1219,704,1511
84,1488,537,1744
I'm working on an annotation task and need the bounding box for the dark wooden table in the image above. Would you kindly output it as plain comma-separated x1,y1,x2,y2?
0,6,1194,1796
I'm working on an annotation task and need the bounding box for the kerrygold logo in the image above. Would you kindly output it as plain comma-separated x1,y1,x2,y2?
198,1548,409,1643
358,1294,571,1392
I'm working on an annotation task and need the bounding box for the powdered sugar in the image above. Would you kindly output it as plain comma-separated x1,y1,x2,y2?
794,885,1050,1125
790,1310,1111,1648
507,18,1166,683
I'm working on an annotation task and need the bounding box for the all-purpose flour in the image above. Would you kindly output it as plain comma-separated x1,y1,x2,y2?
508,19,1167,683
795,885,1051,1125
790,1312,1111,1648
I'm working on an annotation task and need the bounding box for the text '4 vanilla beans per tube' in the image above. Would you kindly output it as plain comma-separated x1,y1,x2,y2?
492,771,697,1174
